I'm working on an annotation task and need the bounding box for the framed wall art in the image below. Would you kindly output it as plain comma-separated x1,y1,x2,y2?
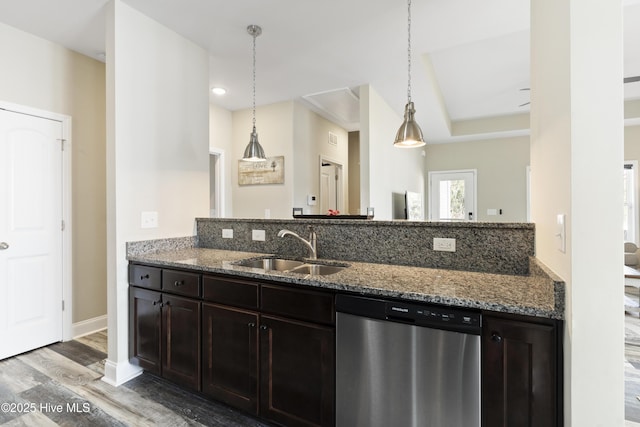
238,155,284,185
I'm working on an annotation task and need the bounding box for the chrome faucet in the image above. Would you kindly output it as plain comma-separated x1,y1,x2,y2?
277,227,317,259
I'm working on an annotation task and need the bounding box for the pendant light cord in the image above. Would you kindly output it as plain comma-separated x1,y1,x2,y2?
407,0,412,104
252,30,257,129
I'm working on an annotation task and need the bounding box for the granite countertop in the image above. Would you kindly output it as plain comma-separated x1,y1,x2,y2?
127,247,564,320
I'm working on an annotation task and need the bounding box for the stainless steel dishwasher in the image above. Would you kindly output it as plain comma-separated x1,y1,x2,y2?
336,294,481,427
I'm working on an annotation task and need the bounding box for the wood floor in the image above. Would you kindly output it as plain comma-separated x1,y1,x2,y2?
0,330,269,426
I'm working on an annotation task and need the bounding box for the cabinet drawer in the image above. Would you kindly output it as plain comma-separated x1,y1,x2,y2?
129,265,161,290
203,276,259,309
162,270,201,297
261,284,335,325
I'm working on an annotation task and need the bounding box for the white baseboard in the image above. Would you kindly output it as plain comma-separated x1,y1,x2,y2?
71,315,108,339
102,359,143,387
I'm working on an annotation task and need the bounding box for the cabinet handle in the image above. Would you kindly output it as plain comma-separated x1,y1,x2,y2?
491,332,503,343
260,325,268,331
174,280,184,287
152,300,161,306
140,274,150,280
248,322,256,328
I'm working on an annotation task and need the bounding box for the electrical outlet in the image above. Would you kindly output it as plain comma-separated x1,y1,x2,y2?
252,229,266,241
222,229,233,239
433,237,456,252
141,211,158,229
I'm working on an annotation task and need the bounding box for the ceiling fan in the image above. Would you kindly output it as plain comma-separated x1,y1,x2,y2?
519,76,640,107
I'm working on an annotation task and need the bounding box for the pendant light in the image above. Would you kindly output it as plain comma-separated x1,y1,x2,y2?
243,24,267,162
393,0,426,148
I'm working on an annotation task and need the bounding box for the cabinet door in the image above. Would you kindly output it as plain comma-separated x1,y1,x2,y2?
482,315,558,427
202,303,259,414
260,315,335,427
129,287,162,374
161,294,201,390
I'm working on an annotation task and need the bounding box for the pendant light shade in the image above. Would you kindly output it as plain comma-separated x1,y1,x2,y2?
243,126,266,161
394,102,425,147
243,24,267,162
394,0,426,148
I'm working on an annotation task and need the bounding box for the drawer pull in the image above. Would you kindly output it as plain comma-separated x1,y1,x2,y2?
140,274,150,280
174,280,184,287
248,322,256,328
260,325,268,331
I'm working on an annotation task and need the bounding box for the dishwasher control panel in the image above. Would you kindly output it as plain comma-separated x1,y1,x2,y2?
337,294,482,335
387,302,481,333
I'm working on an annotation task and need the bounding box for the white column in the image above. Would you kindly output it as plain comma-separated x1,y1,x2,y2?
530,0,624,425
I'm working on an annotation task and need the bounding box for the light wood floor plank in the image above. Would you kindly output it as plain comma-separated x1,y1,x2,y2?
75,330,108,354
2,410,59,426
17,348,102,386
0,356,50,394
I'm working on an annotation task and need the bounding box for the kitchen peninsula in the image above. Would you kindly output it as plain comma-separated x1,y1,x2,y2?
127,218,564,426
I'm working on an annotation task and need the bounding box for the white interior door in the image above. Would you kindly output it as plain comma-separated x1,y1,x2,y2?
0,109,63,359
320,159,343,214
429,170,477,221
320,163,338,213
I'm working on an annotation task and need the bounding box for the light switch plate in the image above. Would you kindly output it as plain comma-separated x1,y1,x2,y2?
433,237,456,252
252,229,266,241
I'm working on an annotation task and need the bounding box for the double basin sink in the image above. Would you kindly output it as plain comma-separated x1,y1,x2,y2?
233,256,348,276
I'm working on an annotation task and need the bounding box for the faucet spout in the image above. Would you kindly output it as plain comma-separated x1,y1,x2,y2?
278,228,317,259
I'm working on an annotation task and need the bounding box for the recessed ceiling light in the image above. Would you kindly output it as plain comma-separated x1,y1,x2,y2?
211,87,227,95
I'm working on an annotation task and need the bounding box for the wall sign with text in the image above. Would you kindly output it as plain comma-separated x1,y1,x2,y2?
238,156,284,185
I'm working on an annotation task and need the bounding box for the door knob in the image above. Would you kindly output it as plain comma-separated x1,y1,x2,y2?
0,242,8,250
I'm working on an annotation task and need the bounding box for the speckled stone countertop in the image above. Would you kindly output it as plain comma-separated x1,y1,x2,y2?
127,247,564,320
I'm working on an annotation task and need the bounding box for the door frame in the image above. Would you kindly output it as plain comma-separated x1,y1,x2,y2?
428,169,477,221
625,160,639,245
209,148,226,218
0,100,73,341
319,155,344,214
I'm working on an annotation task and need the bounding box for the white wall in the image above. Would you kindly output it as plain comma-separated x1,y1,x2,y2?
360,85,425,220
105,0,209,385
293,103,349,215
530,0,624,425
210,103,234,217
231,101,295,219
625,126,640,160
0,23,107,325
425,137,530,222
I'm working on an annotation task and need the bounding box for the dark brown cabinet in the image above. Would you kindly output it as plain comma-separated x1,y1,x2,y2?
129,266,201,391
201,274,335,427
129,287,162,374
259,314,334,427
482,314,561,427
202,303,259,413
161,294,201,390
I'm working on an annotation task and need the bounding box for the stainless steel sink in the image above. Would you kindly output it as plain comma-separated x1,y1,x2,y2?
233,257,347,276
289,264,346,276
234,257,304,271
